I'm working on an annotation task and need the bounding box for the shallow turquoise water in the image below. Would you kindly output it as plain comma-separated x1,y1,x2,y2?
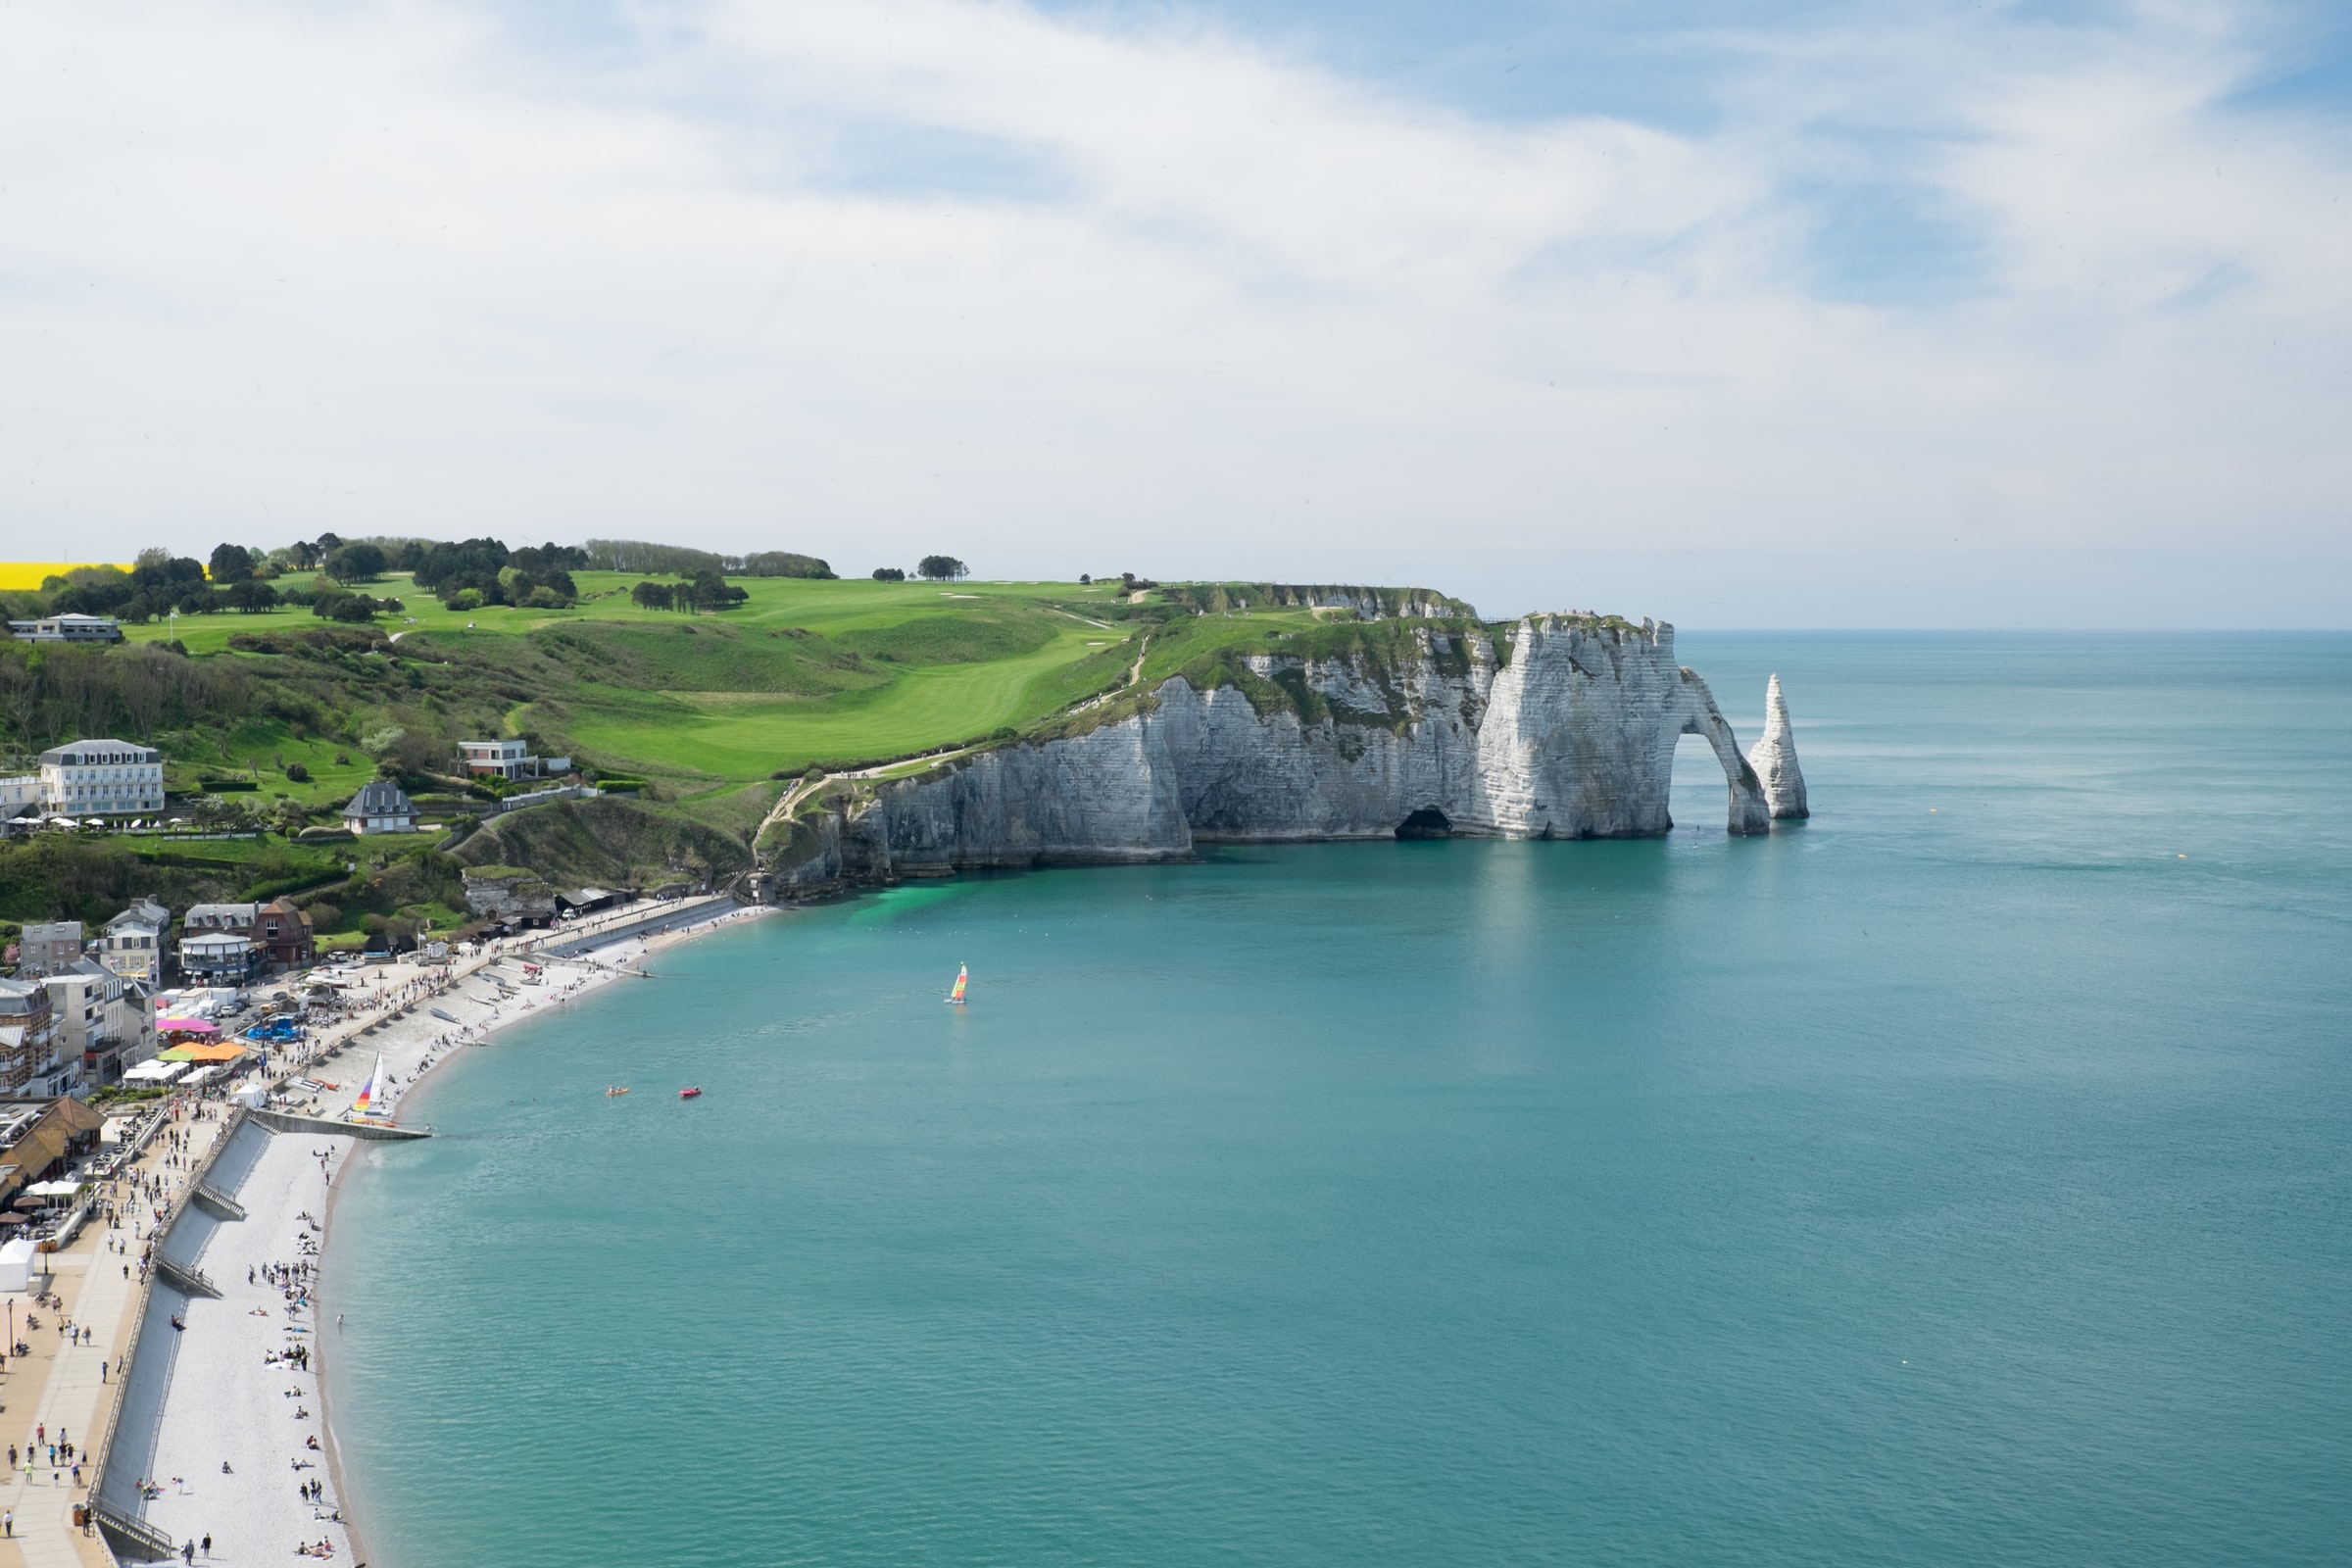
330,633,2352,1567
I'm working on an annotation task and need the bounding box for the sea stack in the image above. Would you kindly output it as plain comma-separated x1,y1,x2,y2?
1747,673,1809,819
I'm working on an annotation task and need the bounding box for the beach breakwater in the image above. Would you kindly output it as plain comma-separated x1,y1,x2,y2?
765,616,1805,895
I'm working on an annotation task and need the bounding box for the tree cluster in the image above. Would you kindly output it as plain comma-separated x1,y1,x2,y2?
917,556,969,581
310,585,405,623
629,570,750,612
409,538,583,610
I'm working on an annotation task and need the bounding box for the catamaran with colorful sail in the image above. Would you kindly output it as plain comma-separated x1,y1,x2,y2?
948,963,968,1005
351,1054,390,1120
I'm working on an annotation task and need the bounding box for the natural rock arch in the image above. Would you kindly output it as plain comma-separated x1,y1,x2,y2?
1668,669,1771,836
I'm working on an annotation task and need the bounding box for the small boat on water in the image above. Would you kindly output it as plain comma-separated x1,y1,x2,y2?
948,963,968,1005
678,1086,702,1100
606,1086,631,1097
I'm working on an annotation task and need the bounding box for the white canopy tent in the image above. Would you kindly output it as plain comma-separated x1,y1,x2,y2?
122,1059,187,1084
0,1238,36,1293
24,1179,82,1200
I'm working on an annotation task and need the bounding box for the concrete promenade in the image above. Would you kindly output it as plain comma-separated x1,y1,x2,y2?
0,1100,227,1568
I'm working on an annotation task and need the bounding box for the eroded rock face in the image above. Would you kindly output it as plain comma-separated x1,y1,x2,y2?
763,615,1788,894
1746,673,1809,820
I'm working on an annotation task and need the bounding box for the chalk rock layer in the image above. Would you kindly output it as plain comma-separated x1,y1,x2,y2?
1746,673,1809,819
765,615,1788,895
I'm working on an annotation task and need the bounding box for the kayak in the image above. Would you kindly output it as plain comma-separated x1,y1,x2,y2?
679,1087,702,1100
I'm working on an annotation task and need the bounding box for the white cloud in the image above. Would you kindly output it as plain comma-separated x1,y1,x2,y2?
0,0,2345,613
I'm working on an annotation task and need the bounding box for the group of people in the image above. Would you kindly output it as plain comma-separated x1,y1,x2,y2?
14,1422,79,1490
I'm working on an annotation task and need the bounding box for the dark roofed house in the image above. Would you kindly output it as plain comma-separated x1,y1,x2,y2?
341,780,418,835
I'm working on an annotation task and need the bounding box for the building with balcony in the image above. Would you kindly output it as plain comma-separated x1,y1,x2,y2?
458,739,571,780
44,959,153,1084
101,900,172,984
37,740,165,819
0,980,59,1096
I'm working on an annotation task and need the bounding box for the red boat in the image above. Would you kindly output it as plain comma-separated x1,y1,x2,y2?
679,1087,702,1100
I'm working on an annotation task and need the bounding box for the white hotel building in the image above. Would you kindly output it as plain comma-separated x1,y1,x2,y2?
32,740,166,818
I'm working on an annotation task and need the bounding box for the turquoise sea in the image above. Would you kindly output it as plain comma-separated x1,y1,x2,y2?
328,633,2352,1567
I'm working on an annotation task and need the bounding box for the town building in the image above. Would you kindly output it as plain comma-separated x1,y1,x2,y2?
0,980,62,1096
102,900,172,984
16,921,86,977
458,739,572,780
37,740,165,818
179,903,264,984
254,897,316,969
6,614,123,644
342,779,418,834
174,899,315,979
43,959,154,1084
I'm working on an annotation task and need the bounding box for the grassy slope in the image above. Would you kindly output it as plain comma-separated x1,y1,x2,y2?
53,573,1505,923
122,573,1189,782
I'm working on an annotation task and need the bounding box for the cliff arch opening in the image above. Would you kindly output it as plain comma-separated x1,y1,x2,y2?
1671,715,1771,836
1396,807,1452,840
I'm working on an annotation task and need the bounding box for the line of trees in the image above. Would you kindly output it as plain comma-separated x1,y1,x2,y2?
587,540,836,578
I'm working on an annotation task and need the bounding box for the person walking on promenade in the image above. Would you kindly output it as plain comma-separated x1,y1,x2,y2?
3,1507,12,1535
203,1533,212,1556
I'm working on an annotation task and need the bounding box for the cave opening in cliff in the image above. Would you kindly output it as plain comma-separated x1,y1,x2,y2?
1396,807,1452,839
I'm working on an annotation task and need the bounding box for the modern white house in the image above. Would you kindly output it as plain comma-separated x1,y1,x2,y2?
458,739,571,779
341,779,419,834
6,614,123,644
37,740,165,818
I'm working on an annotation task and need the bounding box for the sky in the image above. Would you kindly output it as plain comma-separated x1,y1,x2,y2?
2,0,2348,624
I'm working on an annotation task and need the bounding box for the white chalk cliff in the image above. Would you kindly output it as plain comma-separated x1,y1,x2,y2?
1746,672,1809,819
766,615,1801,893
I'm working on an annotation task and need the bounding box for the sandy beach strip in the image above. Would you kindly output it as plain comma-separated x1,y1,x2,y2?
100,898,771,1565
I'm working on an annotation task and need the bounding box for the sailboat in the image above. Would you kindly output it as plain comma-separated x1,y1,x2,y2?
351,1054,390,1120
948,963,968,1005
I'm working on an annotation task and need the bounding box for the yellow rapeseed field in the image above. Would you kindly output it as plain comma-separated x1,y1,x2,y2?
0,563,133,591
